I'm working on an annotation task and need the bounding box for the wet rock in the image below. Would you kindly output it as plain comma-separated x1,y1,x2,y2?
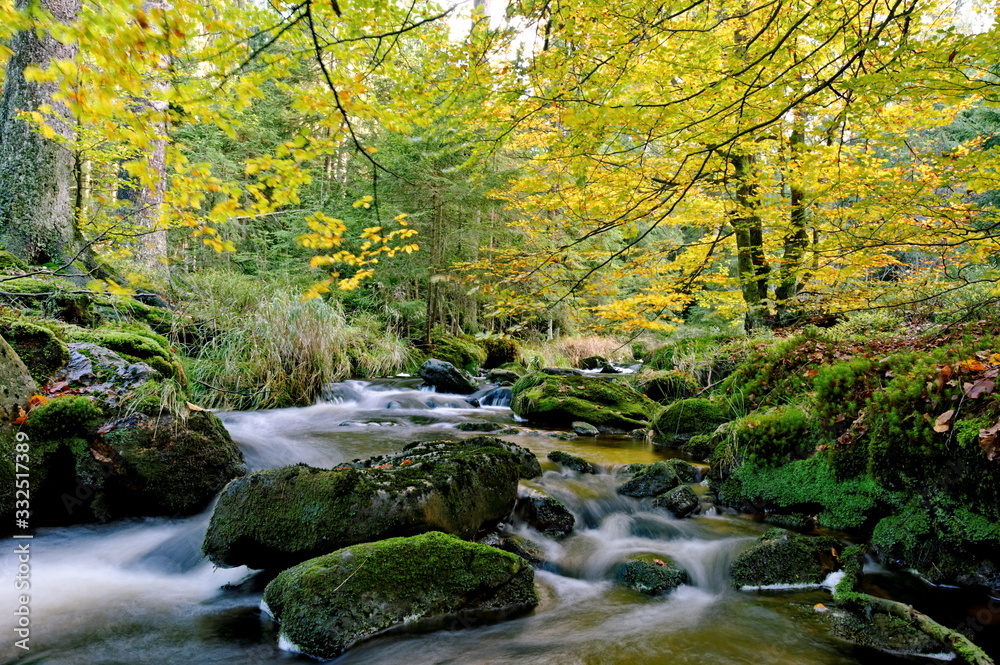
50,343,158,410
23,396,244,523
579,356,608,371
485,368,521,385
540,367,584,376
549,431,577,441
263,532,538,659
418,358,478,395
456,420,508,433
615,555,687,595
511,372,656,432
406,435,541,480
652,484,700,518
828,610,941,657
516,488,575,536
762,513,814,531
100,410,245,516
662,458,699,483
617,461,680,497
547,450,597,474
628,428,649,439
571,421,599,436
599,364,620,374
730,528,841,588
203,438,524,569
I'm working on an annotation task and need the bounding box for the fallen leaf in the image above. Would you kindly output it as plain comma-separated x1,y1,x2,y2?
980,421,1000,462
814,603,829,612
933,409,955,433
12,406,27,426
653,558,666,566
186,401,208,412
966,378,995,399
28,394,48,408
97,423,116,435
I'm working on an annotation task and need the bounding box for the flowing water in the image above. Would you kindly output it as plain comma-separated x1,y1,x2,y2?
1,380,990,664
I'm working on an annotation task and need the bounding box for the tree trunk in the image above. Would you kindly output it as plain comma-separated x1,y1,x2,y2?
775,107,810,325
730,152,771,331
0,0,84,267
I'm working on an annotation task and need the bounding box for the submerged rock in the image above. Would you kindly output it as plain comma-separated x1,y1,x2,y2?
547,450,598,474
511,372,656,432
516,488,575,536
652,484,700,518
617,461,680,498
827,609,942,657
615,555,688,595
540,367,585,376
730,528,841,588
263,532,538,659
456,420,509,433
203,437,523,569
418,358,478,395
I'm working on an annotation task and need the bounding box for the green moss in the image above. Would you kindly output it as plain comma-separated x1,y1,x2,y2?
431,334,488,373
511,372,656,431
661,458,699,483
651,398,729,444
0,276,78,294
636,369,700,404
617,461,680,497
615,556,687,595
547,450,597,474
203,438,523,569
0,250,28,272
263,531,537,659
0,316,69,383
481,337,521,369
682,434,714,460
65,326,181,380
716,453,890,530
730,528,841,588
731,404,816,467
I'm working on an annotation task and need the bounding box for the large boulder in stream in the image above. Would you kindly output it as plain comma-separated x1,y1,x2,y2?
652,484,700,518
616,461,680,497
516,487,575,536
21,395,245,523
263,531,538,659
730,528,841,589
511,372,656,432
203,437,526,569
418,358,478,394
615,554,688,595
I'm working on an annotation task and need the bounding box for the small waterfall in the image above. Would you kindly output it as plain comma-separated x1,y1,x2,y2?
477,386,512,407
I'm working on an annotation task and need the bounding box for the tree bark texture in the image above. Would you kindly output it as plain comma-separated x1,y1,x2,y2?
0,0,84,266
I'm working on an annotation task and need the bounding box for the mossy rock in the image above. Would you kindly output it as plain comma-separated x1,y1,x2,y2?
516,488,575,536
100,411,245,516
0,333,37,425
203,437,524,570
617,461,680,497
730,528,840,588
651,398,729,444
0,277,94,324
50,343,164,415
511,372,656,432
431,335,487,374
547,450,597,474
64,327,180,380
263,532,538,659
614,555,688,595
828,610,942,657
0,316,69,383
681,434,714,460
21,396,242,523
652,484,700,518
481,338,521,369
406,435,541,480
661,458,699,483
0,250,28,272
637,370,700,404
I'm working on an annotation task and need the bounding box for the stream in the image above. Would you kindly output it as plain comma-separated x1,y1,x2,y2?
1,379,990,664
